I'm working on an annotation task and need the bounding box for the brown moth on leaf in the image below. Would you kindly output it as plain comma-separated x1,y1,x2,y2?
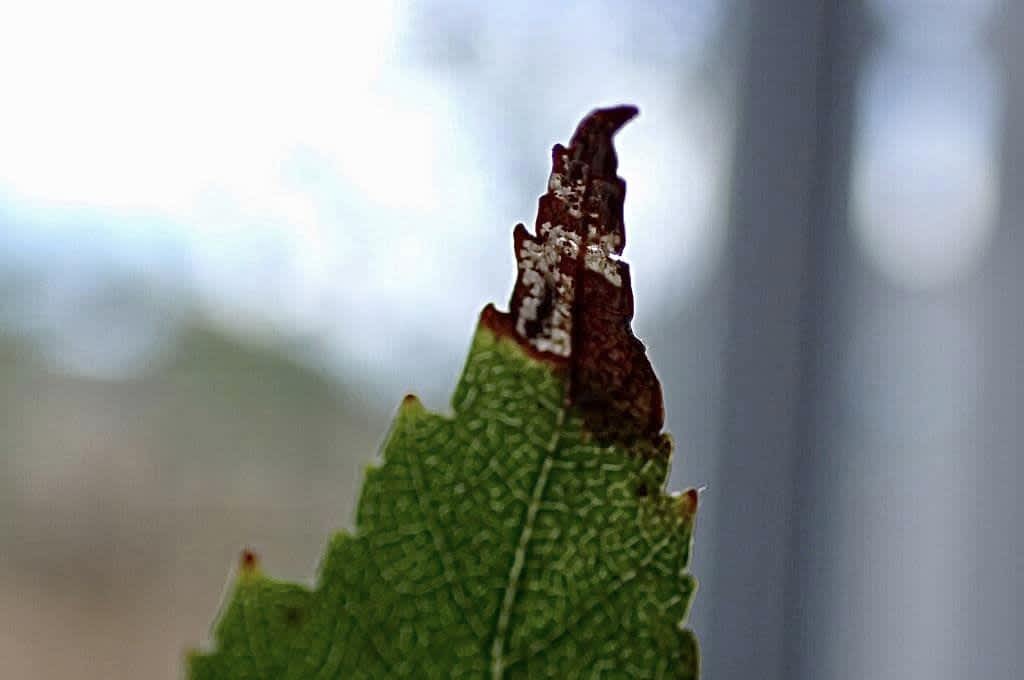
483,105,662,442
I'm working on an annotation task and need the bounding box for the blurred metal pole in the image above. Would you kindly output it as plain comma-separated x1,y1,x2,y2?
701,2,865,679
970,1,1024,675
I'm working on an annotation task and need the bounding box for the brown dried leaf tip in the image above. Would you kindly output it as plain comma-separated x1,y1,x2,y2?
239,548,260,577
678,488,699,521
487,105,663,442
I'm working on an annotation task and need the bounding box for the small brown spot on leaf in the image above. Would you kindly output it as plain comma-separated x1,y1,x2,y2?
283,606,303,626
678,489,699,520
240,548,260,575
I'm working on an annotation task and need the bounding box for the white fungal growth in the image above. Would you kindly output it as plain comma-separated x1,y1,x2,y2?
548,166,585,219
584,225,624,286
515,218,625,355
585,244,622,287
532,273,574,355
515,223,581,357
587,224,623,254
516,150,628,354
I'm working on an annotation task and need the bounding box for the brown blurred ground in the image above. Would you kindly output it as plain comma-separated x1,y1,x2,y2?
0,325,386,679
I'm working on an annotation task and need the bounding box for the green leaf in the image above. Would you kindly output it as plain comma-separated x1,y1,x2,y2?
188,106,700,679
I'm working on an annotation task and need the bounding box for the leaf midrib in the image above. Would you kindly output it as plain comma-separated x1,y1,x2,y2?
489,407,566,680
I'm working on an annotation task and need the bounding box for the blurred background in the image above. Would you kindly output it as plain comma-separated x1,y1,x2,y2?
0,1,1020,678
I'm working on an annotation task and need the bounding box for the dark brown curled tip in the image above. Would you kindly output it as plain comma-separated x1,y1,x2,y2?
489,105,663,441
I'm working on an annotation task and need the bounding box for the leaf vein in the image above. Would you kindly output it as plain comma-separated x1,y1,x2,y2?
407,429,489,640
489,407,565,680
505,534,674,670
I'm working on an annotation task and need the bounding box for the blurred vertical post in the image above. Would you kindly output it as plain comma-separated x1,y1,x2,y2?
973,0,1024,675
702,1,865,679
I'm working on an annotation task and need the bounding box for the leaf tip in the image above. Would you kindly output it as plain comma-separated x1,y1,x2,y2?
400,393,425,412
239,548,261,578
678,488,699,521
496,104,663,442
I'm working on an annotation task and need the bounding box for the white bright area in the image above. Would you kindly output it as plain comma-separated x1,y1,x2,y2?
0,0,731,408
